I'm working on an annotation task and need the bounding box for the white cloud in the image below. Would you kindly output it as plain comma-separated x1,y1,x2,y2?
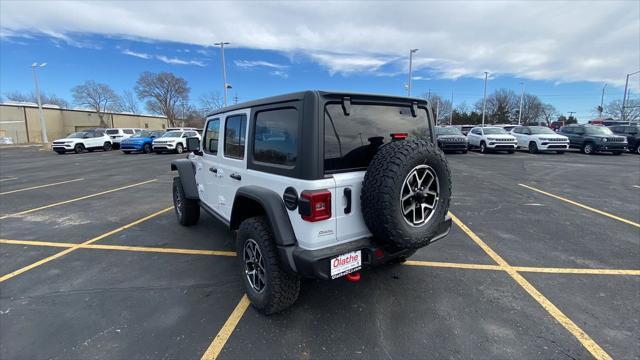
234,60,287,70
1,1,638,87
122,49,151,59
156,55,204,66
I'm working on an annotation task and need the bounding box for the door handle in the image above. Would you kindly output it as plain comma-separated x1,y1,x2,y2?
230,173,242,181
343,188,352,214
209,167,217,173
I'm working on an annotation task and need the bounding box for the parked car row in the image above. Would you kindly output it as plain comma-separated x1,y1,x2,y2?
51,127,202,155
435,123,639,155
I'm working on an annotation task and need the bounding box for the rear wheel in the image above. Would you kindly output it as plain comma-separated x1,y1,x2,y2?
73,144,84,154
143,143,152,154
172,177,200,226
237,216,300,315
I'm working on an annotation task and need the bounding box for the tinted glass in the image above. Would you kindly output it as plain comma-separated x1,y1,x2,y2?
584,127,613,135
629,126,640,133
67,132,87,139
530,126,555,134
131,130,153,138
203,119,220,155
513,127,522,134
483,128,508,135
161,131,182,138
254,108,298,166
106,129,119,134
436,127,462,135
225,115,247,159
123,129,134,134
324,103,430,172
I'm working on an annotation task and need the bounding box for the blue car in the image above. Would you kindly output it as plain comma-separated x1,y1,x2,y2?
120,130,165,154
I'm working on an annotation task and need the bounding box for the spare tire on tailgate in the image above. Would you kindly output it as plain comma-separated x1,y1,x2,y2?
361,140,451,250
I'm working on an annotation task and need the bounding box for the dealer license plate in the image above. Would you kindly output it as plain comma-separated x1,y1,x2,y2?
330,250,362,279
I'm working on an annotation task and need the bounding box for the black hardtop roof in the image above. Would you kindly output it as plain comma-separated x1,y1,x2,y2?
206,90,431,118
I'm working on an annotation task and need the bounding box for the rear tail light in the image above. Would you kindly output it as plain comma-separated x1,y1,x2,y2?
299,190,331,222
391,132,409,140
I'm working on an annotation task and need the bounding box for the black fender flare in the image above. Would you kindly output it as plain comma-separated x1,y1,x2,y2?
231,186,297,246
170,159,199,200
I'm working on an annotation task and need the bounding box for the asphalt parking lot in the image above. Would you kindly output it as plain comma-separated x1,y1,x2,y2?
0,147,638,360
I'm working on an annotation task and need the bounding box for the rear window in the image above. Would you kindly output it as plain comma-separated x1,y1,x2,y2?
324,103,431,173
106,129,119,134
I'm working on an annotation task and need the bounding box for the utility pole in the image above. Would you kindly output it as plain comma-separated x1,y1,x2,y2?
517,82,525,125
214,42,231,107
407,49,418,97
622,70,640,122
31,62,48,144
449,90,454,125
481,71,489,127
435,98,440,125
599,84,607,118
233,93,239,105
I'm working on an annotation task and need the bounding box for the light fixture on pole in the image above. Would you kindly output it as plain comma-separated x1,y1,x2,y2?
214,42,231,107
481,71,489,127
517,82,525,126
622,70,640,122
599,84,607,118
407,49,418,97
31,62,48,144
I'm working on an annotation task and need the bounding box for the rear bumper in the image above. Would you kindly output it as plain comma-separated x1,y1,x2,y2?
279,215,452,280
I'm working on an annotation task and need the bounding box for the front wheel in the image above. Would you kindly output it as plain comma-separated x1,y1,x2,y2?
635,144,640,155
237,216,300,315
529,142,538,154
103,142,112,151
143,143,152,154
582,143,595,155
175,143,184,154
74,144,84,154
479,142,487,153
172,177,200,226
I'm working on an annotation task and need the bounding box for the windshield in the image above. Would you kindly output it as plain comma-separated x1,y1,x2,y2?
437,127,462,135
530,127,556,135
67,132,87,138
105,129,119,134
584,127,613,135
131,130,154,138
161,131,182,138
484,128,508,135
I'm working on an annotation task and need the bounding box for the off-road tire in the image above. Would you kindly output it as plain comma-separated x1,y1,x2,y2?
143,143,152,154
74,144,84,154
361,140,451,251
172,177,200,226
237,216,300,315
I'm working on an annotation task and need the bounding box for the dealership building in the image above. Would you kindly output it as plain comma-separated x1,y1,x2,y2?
0,102,169,144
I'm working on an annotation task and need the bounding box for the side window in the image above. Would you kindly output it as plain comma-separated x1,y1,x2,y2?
203,119,220,155
513,128,521,134
224,115,247,159
253,108,298,166
123,129,134,135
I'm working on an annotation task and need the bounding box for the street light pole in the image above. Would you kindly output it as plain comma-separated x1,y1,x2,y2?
517,82,525,125
214,42,230,107
481,72,489,127
599,84,607,118
407,49,418,97
449,90,454,125
622,70,640,122
31,62,48,144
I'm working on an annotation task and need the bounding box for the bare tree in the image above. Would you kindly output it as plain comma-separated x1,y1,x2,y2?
71,81,119,127
475,89,518,124
605,99,640,122
134,71,190,127
519,94,545,124
199,92,224,116
115,90,140,114
540,104,558,125
4,91,69,108
422,93,452,125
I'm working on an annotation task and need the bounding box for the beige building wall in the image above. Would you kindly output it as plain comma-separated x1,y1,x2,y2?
0,104,169,144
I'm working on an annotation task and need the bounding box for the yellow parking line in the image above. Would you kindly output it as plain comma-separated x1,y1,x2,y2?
519,183,640,229
449,212,613,360
0,206,172,283
0,178,85,195
0,179,158,220
404,260,503,271
201,295,251,360
0,177,18,182
511,266,640,276
0,239,236,257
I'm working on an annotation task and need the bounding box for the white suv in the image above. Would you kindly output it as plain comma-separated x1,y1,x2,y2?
171,91,453,314
152,130,200,154
52,129,112,154
105,128,141,148
511,126,569,154
467,126,517,153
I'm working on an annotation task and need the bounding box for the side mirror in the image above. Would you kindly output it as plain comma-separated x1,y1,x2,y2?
186,137,201,153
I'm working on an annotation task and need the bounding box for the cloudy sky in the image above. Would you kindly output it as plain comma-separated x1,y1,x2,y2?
1,0,639,119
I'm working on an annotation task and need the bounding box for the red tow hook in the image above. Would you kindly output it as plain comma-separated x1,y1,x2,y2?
345,272,361,282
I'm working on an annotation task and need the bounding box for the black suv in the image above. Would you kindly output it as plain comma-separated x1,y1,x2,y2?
435,126,468,153
608,124,640,154
559,124,627,155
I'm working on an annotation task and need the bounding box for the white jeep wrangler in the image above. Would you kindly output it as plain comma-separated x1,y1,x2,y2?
171,91,452,314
